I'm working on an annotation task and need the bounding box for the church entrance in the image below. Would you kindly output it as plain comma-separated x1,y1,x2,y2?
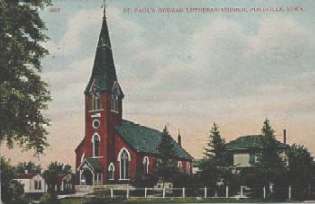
82,169,93,185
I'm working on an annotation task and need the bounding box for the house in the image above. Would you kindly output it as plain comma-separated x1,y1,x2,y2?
14,173,47,194
225,130,288,168
75,8,193,186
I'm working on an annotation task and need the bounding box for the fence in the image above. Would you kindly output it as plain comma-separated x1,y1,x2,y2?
92,185,295,200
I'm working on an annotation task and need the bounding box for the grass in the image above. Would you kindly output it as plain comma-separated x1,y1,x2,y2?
125,197,263,203
60,197,269,204
60,197,82,204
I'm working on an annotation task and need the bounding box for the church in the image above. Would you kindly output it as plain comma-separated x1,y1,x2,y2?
75,9,193,186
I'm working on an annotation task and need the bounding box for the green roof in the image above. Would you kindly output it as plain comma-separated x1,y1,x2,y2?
85,158,102,172
115,120,193,160
85,12,117,94
225,135,287,151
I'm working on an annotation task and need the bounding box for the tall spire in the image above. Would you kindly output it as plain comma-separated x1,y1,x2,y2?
85,4,117,94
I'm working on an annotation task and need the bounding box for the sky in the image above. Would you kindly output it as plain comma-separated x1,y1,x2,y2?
2,0,315,169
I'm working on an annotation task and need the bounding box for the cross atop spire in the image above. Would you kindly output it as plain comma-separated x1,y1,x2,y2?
102,0,106,18
85,3,118,94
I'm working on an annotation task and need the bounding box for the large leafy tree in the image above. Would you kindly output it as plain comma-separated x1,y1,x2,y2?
156,126,178,186
43,162,72,192
15,161,41,174
287,144,313,200
0,0,51,153
0,156,24,203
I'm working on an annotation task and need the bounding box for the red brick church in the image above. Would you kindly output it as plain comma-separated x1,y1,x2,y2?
75,9,193,185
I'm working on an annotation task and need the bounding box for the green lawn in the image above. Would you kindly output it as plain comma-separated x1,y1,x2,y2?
60,197,271,204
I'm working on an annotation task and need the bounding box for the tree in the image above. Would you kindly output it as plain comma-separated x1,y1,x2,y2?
156,126,178,186
132,162,157,188
204,123,226,165
15,161,41,174
199,123,230,190
0,0,52,153
287,144,313,200
43,162,72,192
1,156,25,203
256,119,286,198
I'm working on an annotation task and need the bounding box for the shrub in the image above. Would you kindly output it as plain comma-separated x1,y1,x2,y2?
39,192,60,204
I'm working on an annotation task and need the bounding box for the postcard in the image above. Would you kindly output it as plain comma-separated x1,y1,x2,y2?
1,0,314,203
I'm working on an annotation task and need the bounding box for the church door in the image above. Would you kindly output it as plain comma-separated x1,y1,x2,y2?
82,169,93,185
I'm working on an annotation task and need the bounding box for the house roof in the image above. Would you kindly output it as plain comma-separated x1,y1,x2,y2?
85,9,117,94
16,173,38,179
225,135,288,151
115,120,193,160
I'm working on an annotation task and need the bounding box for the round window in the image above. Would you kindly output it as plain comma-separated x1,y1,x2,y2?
92,119,100,129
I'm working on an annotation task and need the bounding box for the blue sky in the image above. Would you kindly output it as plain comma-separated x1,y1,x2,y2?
3,0,315,167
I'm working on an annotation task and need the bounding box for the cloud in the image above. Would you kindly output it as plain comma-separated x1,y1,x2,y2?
6,3,315,165
134,16,315,98
43,8,102,56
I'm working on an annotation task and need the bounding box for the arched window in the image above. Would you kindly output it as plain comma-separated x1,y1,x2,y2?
143,156,149,175
119,149,130,179
92,95,100,110
111,81,122,113
108,163,115,180
111,94,119,112
92,134,100,157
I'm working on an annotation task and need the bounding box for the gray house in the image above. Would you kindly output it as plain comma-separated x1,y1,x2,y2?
225,131,288,168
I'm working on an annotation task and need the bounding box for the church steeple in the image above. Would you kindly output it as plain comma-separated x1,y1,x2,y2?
85,6,118,94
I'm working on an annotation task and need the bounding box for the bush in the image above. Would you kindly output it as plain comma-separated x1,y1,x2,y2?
132,174,158,188
3,180,26,204
6,200,29,204
39,192,60,204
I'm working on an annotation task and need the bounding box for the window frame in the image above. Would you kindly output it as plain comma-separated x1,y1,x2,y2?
92,134,101,157
108,163,115,180
117,148,131,180
143,156,150,175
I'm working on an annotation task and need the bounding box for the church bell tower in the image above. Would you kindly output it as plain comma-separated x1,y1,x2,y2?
83,7,124,180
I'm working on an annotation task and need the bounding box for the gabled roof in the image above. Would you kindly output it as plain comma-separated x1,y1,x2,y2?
85,157,102,172
225,135,288,151
115,120,193,160
85,9,117,94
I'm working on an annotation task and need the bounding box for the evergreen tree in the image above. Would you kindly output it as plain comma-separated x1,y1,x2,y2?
133,161,157,188
287,144,313,200
204,123,226,164
259,119,284,166
0,0,52,153
156,126,178,186
256,119,286,198
199,123,229,189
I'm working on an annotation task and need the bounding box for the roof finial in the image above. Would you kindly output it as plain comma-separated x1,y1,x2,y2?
102,0,106,18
